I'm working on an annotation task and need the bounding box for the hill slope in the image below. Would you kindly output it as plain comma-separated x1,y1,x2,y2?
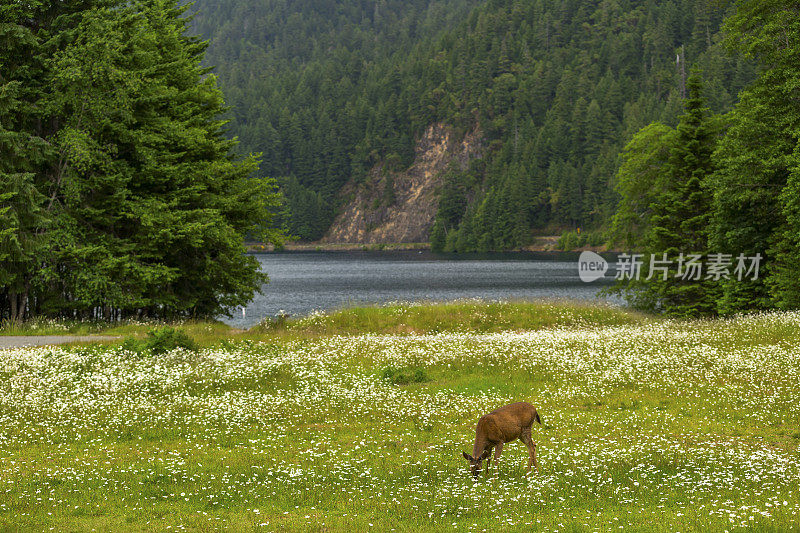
323,123,483,243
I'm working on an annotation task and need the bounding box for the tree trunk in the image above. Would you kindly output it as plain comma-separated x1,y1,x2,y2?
18,288,28,322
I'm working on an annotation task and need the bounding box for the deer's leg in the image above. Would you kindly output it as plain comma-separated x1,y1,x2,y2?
492,442,503,477
521,431,539,475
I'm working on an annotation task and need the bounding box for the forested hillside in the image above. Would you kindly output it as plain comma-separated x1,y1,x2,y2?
189,0,481,240
189,0,753,248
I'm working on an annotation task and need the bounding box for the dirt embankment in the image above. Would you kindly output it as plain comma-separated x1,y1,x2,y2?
322,123,483,244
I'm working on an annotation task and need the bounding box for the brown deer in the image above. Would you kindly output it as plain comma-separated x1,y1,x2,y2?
462,402,542,478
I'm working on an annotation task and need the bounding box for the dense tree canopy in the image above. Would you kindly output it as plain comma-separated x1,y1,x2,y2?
613,0,800,316
709,0,800,313
0,0,283,321
189,0,481,240
190,0,754,247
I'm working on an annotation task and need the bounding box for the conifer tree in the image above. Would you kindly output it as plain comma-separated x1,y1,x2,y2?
639,70,719,316
1,0,283,320
710,0,800,312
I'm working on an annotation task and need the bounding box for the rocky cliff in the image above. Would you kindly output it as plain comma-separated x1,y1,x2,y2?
323,124,482,244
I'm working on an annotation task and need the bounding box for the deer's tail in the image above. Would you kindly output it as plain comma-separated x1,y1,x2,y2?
534,410,542,426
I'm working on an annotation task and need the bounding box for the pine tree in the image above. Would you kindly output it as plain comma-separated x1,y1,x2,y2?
0,0,285,320
639,70,719,316
710,0,800,312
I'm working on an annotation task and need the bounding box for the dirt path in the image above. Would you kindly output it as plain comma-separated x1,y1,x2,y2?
0,336,120,349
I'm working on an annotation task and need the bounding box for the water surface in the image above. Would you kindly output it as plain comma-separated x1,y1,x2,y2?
224,251,621,328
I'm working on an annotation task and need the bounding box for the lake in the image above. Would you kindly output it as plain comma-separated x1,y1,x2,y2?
223,251,622,328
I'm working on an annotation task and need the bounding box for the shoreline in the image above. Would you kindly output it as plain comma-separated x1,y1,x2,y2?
246,236,616,253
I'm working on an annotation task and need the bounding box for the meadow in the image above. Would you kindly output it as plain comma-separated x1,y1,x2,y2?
1,302,799,531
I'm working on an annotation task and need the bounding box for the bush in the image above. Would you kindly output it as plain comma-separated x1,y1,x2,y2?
587,230,605,247
122,327,198,355
146,327,198,354
381,366,429,385
557,230,581,250
557,230,605,250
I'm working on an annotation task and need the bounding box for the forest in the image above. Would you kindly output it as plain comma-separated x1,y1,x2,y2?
3,0,800,320
189,0,754,245
189,0,800,317
0,0,283,322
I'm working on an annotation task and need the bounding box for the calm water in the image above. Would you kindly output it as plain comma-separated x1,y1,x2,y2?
223,251,622,328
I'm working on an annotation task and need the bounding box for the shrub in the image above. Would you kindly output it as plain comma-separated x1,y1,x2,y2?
146,327,198,354
587,231,605,247
557,230,605,250
122,327,198,355
381,366,429,385
557,230,580,250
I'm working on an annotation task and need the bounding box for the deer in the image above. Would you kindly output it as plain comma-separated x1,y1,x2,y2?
462,401,542,479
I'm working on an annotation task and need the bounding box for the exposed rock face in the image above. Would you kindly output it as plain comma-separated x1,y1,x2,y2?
323,123,482,244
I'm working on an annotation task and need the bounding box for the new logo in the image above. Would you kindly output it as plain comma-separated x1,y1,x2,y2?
578,251,609,283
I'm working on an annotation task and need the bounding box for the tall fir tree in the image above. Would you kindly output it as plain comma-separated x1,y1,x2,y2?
709,0,800,313
633,71,720,316
1,0,284,320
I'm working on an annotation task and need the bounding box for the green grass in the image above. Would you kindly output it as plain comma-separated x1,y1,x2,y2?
1,299,649,344
255,299,652,336
1,303,800,531
0,316,234,339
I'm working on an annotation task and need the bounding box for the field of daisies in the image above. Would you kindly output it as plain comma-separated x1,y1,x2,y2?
1,303,800,531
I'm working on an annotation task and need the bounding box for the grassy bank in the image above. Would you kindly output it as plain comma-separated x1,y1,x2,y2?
255,300,650,336
1,303,799,531
0,316,234,340
0,300,645,340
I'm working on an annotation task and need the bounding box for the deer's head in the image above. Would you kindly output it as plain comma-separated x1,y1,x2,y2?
462,450,489,479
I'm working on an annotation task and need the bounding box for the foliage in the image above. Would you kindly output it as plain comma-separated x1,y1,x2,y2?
556,229,604,251
122,326,199,355
0,0,284,322
380,365,429,385
189,0,753,245
611,1,800,316
709,0,800,314
609,123,677,249
630,71,720,317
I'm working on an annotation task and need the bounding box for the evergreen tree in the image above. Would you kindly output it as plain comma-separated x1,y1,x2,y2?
1,0,283,320
710,0,800,312
637,71,719,316
0,0,71,320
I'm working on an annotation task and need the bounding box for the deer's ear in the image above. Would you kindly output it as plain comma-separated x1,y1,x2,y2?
479,450,491,460
462,452,473,461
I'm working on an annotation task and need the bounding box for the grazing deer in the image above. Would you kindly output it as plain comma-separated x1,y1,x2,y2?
462,402,542,478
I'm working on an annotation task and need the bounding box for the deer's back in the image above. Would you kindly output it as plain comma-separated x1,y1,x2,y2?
478,402,538,443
